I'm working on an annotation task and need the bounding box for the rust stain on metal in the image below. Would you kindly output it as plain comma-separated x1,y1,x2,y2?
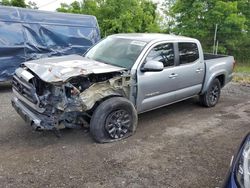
80,69,86,73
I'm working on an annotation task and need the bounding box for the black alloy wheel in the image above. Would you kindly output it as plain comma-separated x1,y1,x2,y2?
105,109,132,139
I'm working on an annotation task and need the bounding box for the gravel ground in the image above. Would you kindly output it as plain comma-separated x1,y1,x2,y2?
0,82,250,188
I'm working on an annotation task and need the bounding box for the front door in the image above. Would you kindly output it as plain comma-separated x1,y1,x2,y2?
136,42,179,113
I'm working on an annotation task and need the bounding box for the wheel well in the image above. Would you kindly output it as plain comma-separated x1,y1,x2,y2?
216,75,225,87
87,95,123,115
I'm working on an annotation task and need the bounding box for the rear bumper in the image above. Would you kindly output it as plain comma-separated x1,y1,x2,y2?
11,97,55,130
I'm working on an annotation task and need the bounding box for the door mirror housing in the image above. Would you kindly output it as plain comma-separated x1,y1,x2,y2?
141,60,164,72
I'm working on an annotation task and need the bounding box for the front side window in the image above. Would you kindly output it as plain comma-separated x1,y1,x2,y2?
146,43,175,67
178,43,199,65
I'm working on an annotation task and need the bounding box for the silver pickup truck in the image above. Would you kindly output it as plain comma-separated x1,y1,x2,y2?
11,34,235,142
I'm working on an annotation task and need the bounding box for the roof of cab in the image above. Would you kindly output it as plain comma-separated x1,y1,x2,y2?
110,33,196,43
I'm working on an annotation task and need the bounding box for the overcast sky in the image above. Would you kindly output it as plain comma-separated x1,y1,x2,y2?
26,0,163,11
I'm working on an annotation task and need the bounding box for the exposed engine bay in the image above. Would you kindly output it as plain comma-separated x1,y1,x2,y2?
12,65,131,132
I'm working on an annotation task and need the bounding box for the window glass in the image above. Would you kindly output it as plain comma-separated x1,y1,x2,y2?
85,37,146,69
178,43,199,64
146,43,174,67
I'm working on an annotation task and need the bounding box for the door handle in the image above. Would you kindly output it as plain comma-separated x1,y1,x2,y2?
168,73,178,79
196,68,203,73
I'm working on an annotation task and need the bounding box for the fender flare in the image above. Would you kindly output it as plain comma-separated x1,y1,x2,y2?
201,70,226,95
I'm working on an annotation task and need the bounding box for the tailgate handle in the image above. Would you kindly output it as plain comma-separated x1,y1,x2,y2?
196,68,203,73
168,73,178,78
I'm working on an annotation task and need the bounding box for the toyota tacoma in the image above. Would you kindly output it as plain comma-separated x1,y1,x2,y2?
11,34,235,142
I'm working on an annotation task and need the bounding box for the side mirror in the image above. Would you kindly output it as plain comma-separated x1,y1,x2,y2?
141,60,164,72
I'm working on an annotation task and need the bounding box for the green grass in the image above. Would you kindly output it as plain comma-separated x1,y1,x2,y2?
233,63,250,84
235,64,250,73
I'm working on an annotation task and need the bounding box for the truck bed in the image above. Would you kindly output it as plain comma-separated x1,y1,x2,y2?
202,53,234,90
204,53,228,60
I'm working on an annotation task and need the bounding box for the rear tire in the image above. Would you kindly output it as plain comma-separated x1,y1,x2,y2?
90,97,137,143
199,78,221,107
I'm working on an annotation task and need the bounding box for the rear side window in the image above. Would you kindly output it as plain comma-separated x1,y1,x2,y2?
178,43,199,64
146,43,174,67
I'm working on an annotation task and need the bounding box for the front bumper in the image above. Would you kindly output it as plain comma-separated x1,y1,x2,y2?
11,97,56,130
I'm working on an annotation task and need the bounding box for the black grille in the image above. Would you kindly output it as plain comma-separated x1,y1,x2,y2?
12,75,38,104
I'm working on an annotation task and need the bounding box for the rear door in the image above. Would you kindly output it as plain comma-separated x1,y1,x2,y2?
173,42,205,101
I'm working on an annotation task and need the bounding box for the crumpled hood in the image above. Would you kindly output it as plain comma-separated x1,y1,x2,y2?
24,55,126,83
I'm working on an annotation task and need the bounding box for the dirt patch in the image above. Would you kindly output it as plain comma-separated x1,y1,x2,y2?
233,72,250,85
0,82,250,187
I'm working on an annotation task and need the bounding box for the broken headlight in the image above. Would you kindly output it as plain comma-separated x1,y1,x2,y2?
235,135,250,188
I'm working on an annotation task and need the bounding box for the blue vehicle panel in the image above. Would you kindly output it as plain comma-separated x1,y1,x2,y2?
0,6,100,81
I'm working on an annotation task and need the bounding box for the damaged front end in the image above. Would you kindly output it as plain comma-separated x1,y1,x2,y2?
11,65,131,132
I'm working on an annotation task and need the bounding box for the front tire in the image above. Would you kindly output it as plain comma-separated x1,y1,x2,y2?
90,97,138,143
199,78,221,107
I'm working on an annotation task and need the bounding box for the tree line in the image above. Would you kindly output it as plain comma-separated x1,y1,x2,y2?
1,0,249,63
168,0,250,63
0,0,38,9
